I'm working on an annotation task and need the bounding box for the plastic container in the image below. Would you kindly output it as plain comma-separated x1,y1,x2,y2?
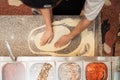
56,61,82,80
0,57,25,80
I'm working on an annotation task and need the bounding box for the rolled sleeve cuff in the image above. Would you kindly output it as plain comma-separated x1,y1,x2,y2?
84,0,104,21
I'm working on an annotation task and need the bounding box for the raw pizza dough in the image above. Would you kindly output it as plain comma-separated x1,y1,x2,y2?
52,18,80,27
34,25,71,51
8,0,23,6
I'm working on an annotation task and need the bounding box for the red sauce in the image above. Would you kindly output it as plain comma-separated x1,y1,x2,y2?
86,62,108,80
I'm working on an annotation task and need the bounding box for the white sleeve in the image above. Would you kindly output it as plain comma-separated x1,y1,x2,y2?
84,0,104,20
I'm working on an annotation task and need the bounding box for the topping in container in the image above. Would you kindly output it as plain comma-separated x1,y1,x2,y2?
2,62,25,80
86,62,108,80
58,63,81,80
30,63,53,80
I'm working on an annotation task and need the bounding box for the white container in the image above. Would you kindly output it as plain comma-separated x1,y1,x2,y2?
27,61,55,80
17,57,55,80
0,57,26,80
56,61,83,80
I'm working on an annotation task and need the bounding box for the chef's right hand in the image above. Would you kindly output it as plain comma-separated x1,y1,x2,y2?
40,30,54,46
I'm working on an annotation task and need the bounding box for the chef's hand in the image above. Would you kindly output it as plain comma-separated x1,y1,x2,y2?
55,34,72,48
40,30,54,46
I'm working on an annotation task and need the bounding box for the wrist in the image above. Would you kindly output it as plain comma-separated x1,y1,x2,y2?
45,26,53,32
67,33,74,40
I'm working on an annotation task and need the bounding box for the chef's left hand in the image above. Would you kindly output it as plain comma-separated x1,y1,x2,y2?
54,34,72,48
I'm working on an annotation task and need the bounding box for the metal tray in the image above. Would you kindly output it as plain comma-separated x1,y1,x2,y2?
0,57,119,80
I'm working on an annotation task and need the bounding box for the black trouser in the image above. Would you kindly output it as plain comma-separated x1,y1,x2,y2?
53,0,85,15
21,0,85,15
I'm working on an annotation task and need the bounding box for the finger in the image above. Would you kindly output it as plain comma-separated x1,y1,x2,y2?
54,42,59,48
47,37,52,44
41,40,47,46
54,41,61,48
40,38,48,46
47,36,53,44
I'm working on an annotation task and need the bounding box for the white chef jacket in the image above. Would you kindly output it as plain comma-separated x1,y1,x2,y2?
84,0,105,20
